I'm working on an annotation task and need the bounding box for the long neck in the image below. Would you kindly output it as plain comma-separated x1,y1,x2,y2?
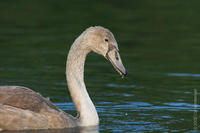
66,38,99,126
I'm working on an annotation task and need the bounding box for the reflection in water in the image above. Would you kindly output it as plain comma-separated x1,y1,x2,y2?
1,126,99,133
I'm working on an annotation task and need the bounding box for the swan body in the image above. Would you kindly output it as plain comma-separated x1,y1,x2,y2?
0,26,126,130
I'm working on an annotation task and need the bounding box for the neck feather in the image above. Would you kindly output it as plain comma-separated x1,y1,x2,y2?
66,37,99,126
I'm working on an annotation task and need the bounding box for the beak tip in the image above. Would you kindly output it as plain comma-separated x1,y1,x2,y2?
121,71,127,77
123,72,127,77
124,72,127,76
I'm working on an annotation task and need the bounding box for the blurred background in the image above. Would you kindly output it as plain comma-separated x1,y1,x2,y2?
0,0,200,132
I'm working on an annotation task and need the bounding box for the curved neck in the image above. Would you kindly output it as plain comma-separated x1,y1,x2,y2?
66,37,99,126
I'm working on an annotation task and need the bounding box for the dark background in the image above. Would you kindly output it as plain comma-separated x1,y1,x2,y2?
0,0,200,132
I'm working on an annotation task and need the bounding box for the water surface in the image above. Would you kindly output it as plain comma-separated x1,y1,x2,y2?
0,0,200,132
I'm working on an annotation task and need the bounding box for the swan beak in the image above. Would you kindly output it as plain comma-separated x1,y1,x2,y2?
106,49,127,77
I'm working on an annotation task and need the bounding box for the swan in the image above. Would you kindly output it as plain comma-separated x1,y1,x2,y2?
0,26,127,130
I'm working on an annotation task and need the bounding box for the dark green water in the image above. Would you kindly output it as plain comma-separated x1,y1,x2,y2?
1,0,200,132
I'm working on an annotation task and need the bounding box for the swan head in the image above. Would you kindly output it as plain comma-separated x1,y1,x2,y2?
84,26,127,77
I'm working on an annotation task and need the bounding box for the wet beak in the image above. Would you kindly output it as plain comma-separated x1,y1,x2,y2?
105,49,127,77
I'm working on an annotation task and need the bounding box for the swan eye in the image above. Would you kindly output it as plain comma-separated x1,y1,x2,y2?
105,39,108,42
115,51,119,60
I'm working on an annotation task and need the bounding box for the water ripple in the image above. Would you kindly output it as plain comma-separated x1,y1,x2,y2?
107,84,135,88
167,73,200,77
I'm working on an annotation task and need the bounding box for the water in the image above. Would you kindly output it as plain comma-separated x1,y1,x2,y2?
0,0,200,132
